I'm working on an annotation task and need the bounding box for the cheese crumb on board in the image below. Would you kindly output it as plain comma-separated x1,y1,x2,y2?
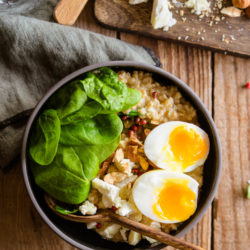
185,0,211,15
151,0,176,31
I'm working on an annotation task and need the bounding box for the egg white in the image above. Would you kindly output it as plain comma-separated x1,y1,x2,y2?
144,121,210,173
132,170,199,223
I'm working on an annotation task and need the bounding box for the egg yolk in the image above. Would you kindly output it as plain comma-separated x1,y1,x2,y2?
163,125,207,171
152,179,196,222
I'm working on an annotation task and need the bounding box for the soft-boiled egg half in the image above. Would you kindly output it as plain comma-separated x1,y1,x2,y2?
144,121,210,173
132,170,199,223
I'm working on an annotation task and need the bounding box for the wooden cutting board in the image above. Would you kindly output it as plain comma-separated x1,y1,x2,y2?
94,0,250,57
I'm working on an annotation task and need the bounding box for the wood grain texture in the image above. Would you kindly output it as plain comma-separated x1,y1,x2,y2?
213,54,250,250
54,0,88,25
95,0,250,57
0,164,76,250
74,0,117,38
120,33,213,250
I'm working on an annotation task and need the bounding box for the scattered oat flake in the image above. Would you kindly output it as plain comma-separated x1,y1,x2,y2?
209,21,213,26
185,36,189,40
185,28,190,31
182,17,187,22
178,36,182,40
198,31,201,35
201,36,205,40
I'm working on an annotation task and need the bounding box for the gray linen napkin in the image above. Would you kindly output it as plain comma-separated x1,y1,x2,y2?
0,1,161,169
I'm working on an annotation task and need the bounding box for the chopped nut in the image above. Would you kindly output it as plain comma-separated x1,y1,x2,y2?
150,120,160,125
88,188,100,205
98,161,110,177
128,137,143,146
138,155,149,171
113,148,124,163
107,165,119,173
126,146,138,162
180,10,184,16
116,159,131,175
104,172,128,185
221,6,242,17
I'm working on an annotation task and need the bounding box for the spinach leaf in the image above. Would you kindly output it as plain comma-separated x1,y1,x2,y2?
73,146,100,180
83,135,120,163
60,114,123,146
47,81,87,120
61,101,102,125
29,109,61,166
55,205,78,215
31,144,99,204
122,88,142,111
81,71,127,113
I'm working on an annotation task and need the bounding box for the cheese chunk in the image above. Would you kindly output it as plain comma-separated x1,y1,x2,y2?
185,0,210,15
151,0,176,31
129,0,148,4
79,200,97,215
92,178,120,208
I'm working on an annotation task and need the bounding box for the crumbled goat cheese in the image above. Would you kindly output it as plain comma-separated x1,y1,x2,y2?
92,178,121,208
87,222,97,229
185,0,211,15
79,200,97,215
151,0,176,31
97,224,121,239
116,200,137,217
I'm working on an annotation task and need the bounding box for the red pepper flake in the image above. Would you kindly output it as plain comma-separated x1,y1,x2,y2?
96,223,102,229
152,91,158,98
122,115,128,121
139,119,147,126
129,130,135,138
135,117,141,124
132,168,139,175
246,82,250,89
132,125,138,131
111,205,117,212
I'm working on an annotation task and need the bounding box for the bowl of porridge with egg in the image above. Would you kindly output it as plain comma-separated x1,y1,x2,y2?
22,61,222,250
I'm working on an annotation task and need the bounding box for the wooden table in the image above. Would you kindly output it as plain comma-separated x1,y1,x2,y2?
0,1,249,249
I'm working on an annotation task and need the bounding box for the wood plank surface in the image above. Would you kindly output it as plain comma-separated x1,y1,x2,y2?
94,0,250,57
213,54,250,250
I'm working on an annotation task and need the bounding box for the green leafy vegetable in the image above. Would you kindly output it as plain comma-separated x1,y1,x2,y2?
127,110,142,117
29,109,61,165
61,101,102,125
31,145,99,204
55,205,78,215
83,135,121,163
60,114,123,146
122,88,142,111
29,67,142,205
47,81,87,120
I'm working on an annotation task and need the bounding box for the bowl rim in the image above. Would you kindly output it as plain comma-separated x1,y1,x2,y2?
21,61,222,250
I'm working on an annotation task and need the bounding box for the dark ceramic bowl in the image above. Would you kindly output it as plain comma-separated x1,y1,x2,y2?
22,61,222,250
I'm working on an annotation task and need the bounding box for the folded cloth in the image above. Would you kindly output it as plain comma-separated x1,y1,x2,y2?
0,1,161,169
